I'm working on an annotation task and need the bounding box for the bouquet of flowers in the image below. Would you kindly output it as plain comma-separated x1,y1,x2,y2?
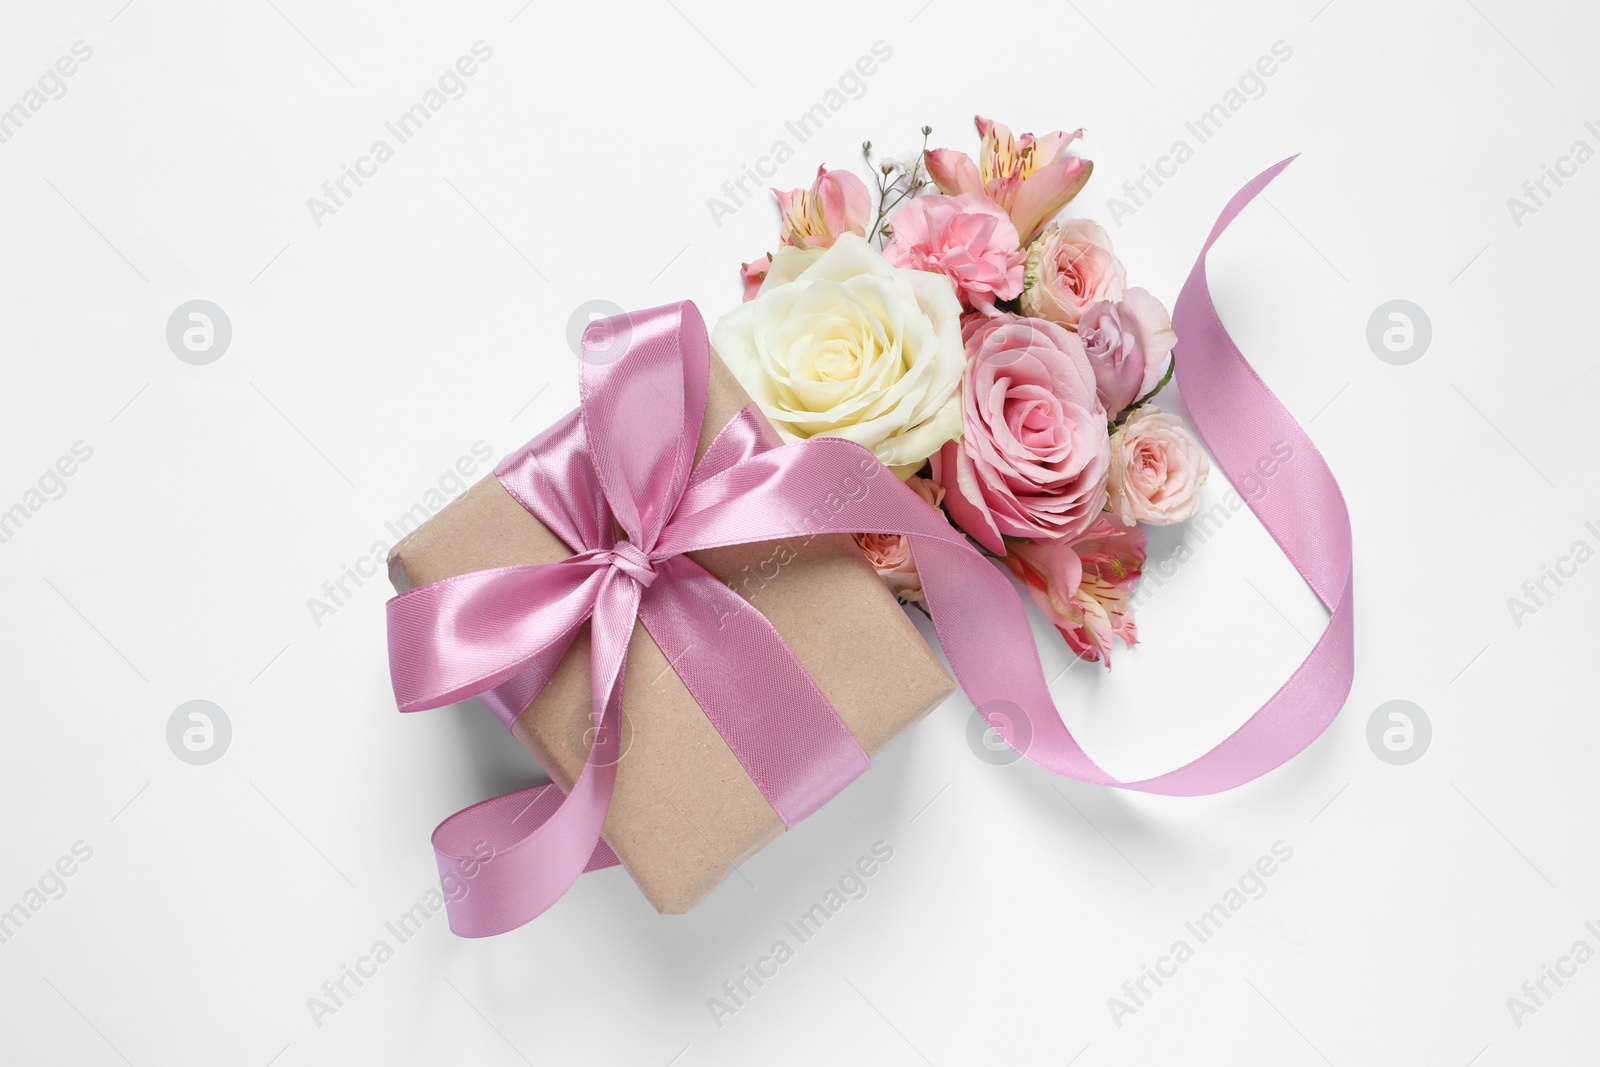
712,116,1211,666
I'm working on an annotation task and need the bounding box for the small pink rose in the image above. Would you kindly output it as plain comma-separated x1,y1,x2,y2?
854,475,945,603
1078,288,1177,414
1020,219,1126,330
775,166,872,249
883,193,1024,314
1001,516,1145,666
1107,405,1210,525
931,314,1110,554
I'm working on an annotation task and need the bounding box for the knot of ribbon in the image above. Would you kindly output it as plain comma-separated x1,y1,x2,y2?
595,542,657,587
386,159,1356,937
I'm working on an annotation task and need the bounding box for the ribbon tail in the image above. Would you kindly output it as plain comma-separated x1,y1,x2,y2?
1174,156,1352,609
432,575,640,936
430,785,622,937
931,155,1353,794
911,535,1353,795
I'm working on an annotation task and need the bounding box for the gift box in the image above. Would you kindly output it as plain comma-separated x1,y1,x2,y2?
386,161,1355,938
388,349,955,913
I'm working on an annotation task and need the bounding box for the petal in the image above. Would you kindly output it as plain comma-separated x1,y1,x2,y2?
1008,537,1085,609
1030,127,1086,164
1117,287,1179,397
820,168,873,237
1008,158,1094,244
932,438,1006,555
759,245,826,291
903,264,968,403
925,148,983,197
876,396,963,469
780,232,893,285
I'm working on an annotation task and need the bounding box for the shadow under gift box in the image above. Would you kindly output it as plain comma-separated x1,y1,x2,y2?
387,352,956,914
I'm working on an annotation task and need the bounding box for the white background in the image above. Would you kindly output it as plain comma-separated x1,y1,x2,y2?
2,0,1595,1063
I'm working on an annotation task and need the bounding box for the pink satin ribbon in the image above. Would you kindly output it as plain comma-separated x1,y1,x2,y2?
387,159,1353,936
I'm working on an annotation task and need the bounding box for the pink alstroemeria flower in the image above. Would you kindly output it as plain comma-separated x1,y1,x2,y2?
925,115,1094,245
1001,516,1146,666
775,166,873,249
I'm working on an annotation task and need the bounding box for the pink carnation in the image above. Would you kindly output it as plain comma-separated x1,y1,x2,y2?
883,194,1024,314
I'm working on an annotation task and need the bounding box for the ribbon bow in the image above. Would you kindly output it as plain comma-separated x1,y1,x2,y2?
388,301,888,935
387,160,1355,937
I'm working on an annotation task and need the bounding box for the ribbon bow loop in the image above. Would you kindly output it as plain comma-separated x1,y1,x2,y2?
577,302,711,555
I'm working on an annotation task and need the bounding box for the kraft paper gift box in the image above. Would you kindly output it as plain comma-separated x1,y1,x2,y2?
387,352,955,913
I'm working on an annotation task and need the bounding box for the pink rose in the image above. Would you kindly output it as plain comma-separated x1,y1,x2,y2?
1107,405,1210,525
1077,288,1177,414
775,166,872,249
883,193,1024,314
740,254,771,302
854,475,945,603
924,115,1094,244
1002,517,1146,665
1020,219,1126,329
931,314,1110,554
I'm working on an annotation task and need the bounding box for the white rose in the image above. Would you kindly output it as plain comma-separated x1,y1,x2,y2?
711,232,964,472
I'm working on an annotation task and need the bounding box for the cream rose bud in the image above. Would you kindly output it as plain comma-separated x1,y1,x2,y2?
1107,405,1211,525
711,233,965,472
